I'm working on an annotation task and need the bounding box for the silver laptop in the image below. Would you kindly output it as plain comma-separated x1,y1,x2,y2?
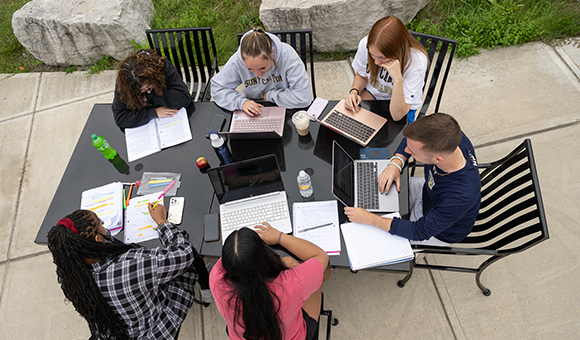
220,106,286,139
317,99,387,146
207,154,293,244
332,141,399,212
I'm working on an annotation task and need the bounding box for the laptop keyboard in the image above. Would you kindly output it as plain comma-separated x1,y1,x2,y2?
356,162,380,210
231,118,283,135
325,110,376,142
221,201,289,231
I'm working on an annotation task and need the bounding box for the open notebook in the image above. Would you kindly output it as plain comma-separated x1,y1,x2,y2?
125,107,192,162
341,212,414,270
80,182,124,233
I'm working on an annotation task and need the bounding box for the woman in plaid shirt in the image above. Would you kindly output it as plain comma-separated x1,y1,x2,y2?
47,204,210,339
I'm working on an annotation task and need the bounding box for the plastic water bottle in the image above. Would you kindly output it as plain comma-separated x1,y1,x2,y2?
210,132,234,165
91,134,117,159
297,170,313,197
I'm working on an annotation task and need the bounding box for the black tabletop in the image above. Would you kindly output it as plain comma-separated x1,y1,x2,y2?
36,101,410,272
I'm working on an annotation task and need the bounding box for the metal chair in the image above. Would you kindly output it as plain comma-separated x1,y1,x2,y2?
398,139,549,296
146,27,219,102
237,29,317,98
410,31,458,119
319,292,339,339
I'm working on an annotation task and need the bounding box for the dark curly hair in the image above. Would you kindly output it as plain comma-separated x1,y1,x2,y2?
116,49,168,111
47,210,141,339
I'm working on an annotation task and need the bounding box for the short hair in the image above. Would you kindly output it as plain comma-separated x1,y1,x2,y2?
402,112,462,155
367,16,427,83
240,27,279,69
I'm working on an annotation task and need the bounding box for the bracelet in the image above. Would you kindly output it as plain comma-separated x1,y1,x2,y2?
391,155,406,167
277,232,283,244
157,220,168,227
388,161,402,173
349,88,360,95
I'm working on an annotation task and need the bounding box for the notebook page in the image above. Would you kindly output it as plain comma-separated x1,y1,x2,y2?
125,119,161,162
156,107,192,149
124,193,164,244
293,200,341,255
81,182,124,233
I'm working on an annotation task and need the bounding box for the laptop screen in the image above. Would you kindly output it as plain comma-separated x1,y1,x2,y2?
332,141,355,207
207,154,284,204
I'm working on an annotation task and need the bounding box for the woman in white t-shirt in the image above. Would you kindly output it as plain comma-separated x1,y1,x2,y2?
346,16,428,123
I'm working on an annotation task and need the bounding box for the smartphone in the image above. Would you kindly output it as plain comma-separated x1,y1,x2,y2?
204,212,220,242
167,197,185,225
206,114,226,138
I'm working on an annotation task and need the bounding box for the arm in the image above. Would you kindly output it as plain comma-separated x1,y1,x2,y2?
382,59,411,121
112,85,158,129
254,222,329,270
344,207,394,232
266,46,312,109
210,56,252,112
344,73,368,112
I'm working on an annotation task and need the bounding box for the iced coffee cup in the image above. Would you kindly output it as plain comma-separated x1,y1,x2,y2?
292,111,310,136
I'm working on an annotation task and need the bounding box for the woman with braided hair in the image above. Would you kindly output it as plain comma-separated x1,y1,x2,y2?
47,204,212,339
112,49,195,129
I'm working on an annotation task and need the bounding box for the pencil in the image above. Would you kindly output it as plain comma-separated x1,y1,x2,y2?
151,180,176,209
299,222,334,233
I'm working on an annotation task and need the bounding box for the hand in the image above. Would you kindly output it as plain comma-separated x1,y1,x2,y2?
344,207,376,225
380,59,403,84
254,222,282,245
242,100,263,116
156,107,178,118
378,165,401,194
345,91,361,112
148,203,167,225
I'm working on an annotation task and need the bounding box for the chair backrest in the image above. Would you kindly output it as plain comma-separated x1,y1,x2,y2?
146,27,219,102
409,31,458,119
237,29,316,98
460,139,549,254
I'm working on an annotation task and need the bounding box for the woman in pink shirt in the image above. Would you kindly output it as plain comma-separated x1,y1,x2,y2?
210,223,331,340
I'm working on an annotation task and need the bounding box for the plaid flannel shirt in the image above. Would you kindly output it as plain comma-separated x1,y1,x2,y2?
89,222,198,339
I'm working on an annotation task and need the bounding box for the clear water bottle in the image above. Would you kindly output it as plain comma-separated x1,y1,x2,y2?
91,134,117,159
210,132,234,165
297,170,313,197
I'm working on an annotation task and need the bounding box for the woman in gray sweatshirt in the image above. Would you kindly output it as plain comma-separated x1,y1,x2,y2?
211,28,312,116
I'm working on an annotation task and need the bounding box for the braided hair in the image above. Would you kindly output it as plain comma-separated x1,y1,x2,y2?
47,210,140,339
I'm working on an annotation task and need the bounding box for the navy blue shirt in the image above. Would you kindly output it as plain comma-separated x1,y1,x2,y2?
390,133,481,243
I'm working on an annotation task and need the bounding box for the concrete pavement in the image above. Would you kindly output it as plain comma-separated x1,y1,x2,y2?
0,40,579,339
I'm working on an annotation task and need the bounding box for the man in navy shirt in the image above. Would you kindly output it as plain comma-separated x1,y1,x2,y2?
345,113,481,245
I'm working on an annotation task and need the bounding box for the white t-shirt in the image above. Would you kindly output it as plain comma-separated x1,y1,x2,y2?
351,36,427,110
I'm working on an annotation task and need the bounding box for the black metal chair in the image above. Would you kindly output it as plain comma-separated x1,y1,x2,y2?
319,292,339,339
237,29,316,98
398,139,549,296
409,31,458,119
146,27,219,102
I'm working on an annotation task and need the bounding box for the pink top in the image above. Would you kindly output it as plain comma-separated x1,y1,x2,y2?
210,257,324,340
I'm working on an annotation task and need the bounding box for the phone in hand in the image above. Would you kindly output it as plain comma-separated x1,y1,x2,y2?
204,212,220,242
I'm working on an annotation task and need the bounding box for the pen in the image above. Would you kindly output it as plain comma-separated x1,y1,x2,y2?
151,180,176,209
299,222,334,233
126,183,134,206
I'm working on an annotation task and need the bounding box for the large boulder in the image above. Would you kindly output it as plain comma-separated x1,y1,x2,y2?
260,0,431,52
12,0,153,66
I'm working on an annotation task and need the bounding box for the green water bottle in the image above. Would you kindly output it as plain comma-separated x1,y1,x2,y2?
91,134,117,159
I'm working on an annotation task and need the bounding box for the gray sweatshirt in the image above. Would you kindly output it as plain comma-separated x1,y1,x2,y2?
211,31,312,111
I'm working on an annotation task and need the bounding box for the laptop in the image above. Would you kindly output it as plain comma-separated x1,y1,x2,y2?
316,99,387,146
332,141,399,212
207,154,293,244
219,106,286,139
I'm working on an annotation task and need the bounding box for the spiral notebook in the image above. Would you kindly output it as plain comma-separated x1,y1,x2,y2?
340,213,414,270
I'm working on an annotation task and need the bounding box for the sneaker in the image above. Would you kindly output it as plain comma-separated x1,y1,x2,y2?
200,289,214,303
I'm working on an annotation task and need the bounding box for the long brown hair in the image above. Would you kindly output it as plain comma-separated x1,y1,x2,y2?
367,16,427,83
116,49,167,111
240,27,279,70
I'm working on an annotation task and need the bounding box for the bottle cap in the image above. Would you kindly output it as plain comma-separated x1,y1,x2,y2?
91,134,98,140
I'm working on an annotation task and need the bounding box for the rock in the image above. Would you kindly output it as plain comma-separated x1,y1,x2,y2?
12,0,153,66
260,0,431,52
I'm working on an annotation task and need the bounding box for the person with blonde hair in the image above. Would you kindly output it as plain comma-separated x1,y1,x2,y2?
346,16,428,123
112,49,195,129
211,28,312,116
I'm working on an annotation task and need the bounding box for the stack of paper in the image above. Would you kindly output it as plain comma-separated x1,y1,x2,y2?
292,200,341,255
341,213,414,270
124,193,164,244
125,107,192,162
80,182,124,233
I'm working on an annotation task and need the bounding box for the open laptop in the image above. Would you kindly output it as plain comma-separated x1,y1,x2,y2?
332,141,399,212
316,99,387,146
207,154,293,244
219,106,286,139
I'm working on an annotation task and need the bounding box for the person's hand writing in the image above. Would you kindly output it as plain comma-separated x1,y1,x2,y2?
345,91,361,112
380,59,403,84
344,207,376,225
156,107,178,118
148,203,167,226
254,222,282,245
378,164,401,194
242,100,263,116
